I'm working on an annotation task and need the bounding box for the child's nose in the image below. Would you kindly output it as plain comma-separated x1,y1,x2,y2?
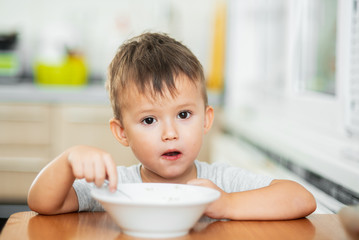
161,120,178,141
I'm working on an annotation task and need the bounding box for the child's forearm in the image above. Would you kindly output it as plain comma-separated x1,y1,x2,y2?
27,149,79,215
218,180,317,220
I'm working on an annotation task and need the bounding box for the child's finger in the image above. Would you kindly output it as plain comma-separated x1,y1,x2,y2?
69,156,84,179
187,178,223,193
103,154,118,192
94,159,106,187
187,178,211,187
83,159,96,183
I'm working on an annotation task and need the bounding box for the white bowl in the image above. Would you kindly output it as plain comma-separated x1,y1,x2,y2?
91,183,220,238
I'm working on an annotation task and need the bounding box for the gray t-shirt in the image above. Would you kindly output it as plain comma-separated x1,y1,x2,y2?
73,160,273,212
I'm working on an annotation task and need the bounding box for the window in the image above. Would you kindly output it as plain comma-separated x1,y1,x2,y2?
293,0,337,95
288,0,359,137
224,0,359,202
346,0,359,136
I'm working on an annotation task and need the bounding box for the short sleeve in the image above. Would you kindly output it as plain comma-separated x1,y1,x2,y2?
196,160,273,193
73,179,104,212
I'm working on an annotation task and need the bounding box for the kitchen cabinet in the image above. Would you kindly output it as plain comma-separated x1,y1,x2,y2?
51,105,137,167
0,103,136,203
0,103,51,203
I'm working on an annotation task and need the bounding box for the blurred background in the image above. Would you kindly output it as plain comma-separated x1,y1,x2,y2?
0,0,217,84
0,0,358,229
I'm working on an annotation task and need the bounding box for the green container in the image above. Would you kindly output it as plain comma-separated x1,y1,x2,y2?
0,52,19,76
0,32,20,79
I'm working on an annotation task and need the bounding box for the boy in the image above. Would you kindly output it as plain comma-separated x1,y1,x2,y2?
28,32,316,220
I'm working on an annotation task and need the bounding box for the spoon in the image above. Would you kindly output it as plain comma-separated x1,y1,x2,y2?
103,180,133,200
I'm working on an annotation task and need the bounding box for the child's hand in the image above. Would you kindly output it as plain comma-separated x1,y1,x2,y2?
67,145,118,192
187,178,229,219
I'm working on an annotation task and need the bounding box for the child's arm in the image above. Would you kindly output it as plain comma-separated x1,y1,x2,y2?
27,145,118,215
188,179,316,220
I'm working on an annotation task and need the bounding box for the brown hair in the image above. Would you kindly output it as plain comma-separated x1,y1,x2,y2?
106,32,207,122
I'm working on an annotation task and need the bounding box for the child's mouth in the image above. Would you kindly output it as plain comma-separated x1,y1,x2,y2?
162,150,182,160
163,151,181,156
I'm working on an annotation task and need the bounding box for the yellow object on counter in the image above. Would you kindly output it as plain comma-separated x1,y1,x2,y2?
207,0,226,93
34,54,87,86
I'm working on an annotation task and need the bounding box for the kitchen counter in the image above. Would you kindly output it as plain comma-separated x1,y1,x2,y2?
0,81,109,105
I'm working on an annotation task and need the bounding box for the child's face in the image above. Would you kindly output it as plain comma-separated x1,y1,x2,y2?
110,75,214,183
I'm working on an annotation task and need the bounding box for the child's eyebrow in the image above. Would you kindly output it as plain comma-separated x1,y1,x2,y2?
133,108,156,116
176,102,197,109
133,102,197,116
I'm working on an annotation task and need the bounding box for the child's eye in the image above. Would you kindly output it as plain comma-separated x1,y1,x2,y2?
142,117,156,125
177,111,191,119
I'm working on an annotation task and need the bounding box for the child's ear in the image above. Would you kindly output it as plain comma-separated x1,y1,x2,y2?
204,105,214,134
109,118,129,147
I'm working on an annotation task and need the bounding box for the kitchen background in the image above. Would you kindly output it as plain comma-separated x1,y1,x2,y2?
0,0,358,230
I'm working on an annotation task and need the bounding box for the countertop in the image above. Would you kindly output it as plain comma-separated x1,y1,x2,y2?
0,81,109,105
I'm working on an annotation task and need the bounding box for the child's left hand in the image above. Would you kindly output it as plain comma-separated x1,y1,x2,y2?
187,178,229,219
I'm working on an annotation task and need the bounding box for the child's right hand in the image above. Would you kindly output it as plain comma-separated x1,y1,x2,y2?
28,145,118,214
67,145,118,192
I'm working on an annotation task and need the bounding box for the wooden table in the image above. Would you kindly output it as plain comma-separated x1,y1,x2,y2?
0,211,354,240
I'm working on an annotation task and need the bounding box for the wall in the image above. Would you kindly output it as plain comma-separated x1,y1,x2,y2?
0,0,216,81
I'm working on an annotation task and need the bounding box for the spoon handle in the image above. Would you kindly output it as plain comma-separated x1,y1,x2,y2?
103,180,133,200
